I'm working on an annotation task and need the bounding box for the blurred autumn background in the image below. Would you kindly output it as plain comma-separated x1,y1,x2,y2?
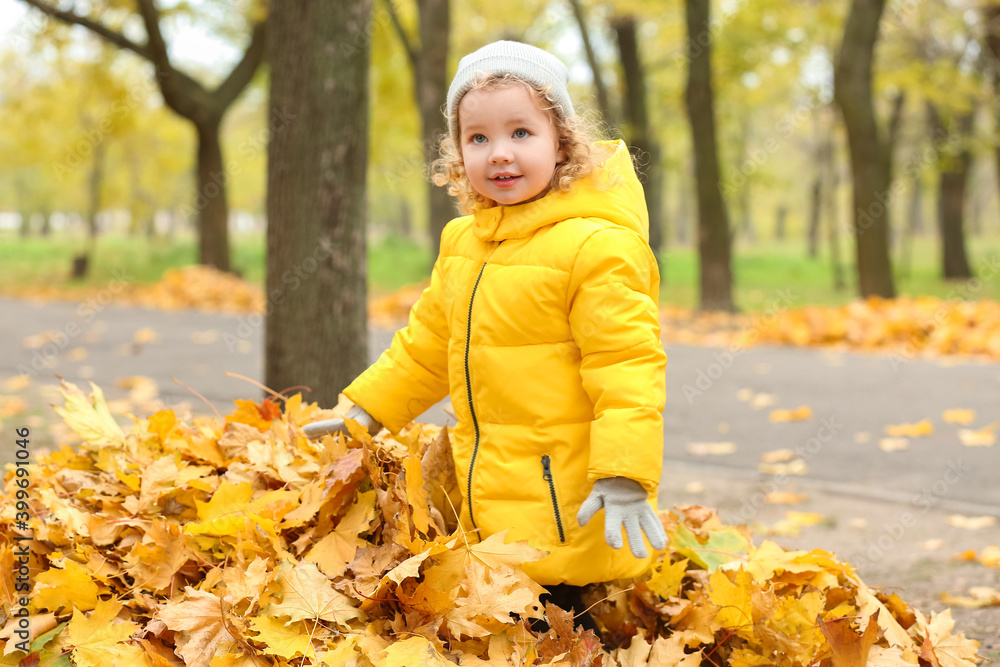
3,0,1000,396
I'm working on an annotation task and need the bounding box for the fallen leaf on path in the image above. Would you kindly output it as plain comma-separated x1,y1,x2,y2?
854,431,872,443
884,420,934,437
878,437,910,452
947,515,997,530
920,539,945,551
759,459,809,475
750,393,777,409
765,491,807,504
21,330,63,349
191,330,220,345
4,375,31,391
761,448,796,463
942,409,976,425
958,423,997,447
0,396,27,418
757,511,825,536
686,441,736,456
133,327,159,345
953,546,1000,568
940,587,1000,608
770,405,813,422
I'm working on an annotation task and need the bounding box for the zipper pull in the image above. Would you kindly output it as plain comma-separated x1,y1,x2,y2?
541,454,552,481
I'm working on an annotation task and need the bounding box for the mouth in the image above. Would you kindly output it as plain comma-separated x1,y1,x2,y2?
491,174,522,187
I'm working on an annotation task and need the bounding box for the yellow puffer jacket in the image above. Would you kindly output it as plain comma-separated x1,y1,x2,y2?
344,140,667,585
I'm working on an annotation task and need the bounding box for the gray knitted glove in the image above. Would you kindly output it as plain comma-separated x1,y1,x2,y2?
302,405,382,440
577,477,668,559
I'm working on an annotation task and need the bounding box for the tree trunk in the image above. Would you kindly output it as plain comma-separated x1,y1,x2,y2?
808,177,821,257
927,102,974,280
774,204,787,241
809,112,833,259
676,161,692,245
416,0,452,259
899,176,921,279
386,0,451,258
984,5,1000,211
739,181,754,243
74,140,106,279
612,16,664,265
833,0,895,299
265,0,372,407
825,128,846,291
684,0,734,312
195,120,231,272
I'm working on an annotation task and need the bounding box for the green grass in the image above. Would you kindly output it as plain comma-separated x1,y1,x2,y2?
2,230,998,310
0,230,430,296
660,235,1000,310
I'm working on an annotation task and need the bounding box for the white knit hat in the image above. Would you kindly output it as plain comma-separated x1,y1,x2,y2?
446,40,575,143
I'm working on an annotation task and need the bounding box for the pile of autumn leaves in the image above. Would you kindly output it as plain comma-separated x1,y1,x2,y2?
0,383,982,666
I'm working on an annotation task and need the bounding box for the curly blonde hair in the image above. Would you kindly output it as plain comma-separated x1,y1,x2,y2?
431,73,606,214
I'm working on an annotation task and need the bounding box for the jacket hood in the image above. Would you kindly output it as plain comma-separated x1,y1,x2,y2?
471,139,648,243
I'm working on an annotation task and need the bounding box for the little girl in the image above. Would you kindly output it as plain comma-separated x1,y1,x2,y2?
306,40,667,634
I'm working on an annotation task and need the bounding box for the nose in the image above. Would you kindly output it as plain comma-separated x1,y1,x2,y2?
489,139,512,164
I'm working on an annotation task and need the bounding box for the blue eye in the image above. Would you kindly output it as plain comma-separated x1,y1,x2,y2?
472,134,487,144
513,128,529,139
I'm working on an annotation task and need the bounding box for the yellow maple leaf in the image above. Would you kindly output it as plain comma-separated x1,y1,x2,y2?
708,568,753,636
226,399,276,431
305,491,376,578
147,409,177,442
854,584,914,649
378,636,453,667
914,609,980,667
186,481,254,538
157,587,240,667
221,557,271,608
265,561,362,628
247,615,314,661
446,560,539,637
53,380,126,448
66,599,139,667
646,557,688,600
123,519,192,592
34,559,99,613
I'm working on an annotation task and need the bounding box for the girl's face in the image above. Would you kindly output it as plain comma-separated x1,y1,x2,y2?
458,84,566,207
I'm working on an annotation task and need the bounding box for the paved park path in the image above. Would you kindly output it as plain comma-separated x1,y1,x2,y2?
2,296,998,652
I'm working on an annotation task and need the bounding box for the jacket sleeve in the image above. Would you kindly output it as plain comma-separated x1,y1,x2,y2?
567,226,667,495
342,235,453,435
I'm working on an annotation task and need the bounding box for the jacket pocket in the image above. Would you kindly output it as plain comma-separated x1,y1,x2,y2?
541,455,567,544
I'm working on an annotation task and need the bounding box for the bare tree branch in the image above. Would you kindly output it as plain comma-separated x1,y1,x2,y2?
568,0,613,125
134,0,172,71
19,0,150,60
215,20,267,109
384,0,418,69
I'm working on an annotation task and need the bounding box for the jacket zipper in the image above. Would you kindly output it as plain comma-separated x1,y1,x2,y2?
541,455,567,543
464,241,503,531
